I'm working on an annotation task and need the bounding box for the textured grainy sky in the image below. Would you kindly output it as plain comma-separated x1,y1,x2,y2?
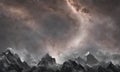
0,0,120,63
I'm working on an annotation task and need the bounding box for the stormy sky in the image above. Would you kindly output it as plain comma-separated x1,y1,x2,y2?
0,0,120,64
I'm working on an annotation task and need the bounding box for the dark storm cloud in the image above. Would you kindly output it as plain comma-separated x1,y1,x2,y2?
68,0,120,51
69,0,120,14
1,0,120,63
0,0,81,63
54,0,120,62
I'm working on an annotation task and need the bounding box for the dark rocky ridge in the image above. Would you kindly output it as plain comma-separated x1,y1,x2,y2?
0,49,120,72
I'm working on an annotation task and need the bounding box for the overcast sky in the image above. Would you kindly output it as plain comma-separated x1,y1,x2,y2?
0,0,120,63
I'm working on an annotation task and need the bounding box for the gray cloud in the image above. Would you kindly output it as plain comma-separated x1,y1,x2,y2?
0,0,120,63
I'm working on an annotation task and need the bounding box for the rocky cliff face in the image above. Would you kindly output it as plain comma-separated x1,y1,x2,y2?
38,54,56,66
0,49,120,72
0,48,30,72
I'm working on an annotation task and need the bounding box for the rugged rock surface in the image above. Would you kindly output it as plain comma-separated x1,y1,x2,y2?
0,49,120,72
75,56,86,66
0,48,30,72
85,52,99,66
38,54,56,66
61,60,85,72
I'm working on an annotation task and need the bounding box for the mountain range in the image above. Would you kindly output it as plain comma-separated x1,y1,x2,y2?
0,48,120,72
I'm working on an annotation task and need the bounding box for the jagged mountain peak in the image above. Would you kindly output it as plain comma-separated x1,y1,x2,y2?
0,48,30,72
43,53,52,59
85,51,99,66
2,48,15,55
61,60,85,72
38,53,56,66
0,49,120,72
